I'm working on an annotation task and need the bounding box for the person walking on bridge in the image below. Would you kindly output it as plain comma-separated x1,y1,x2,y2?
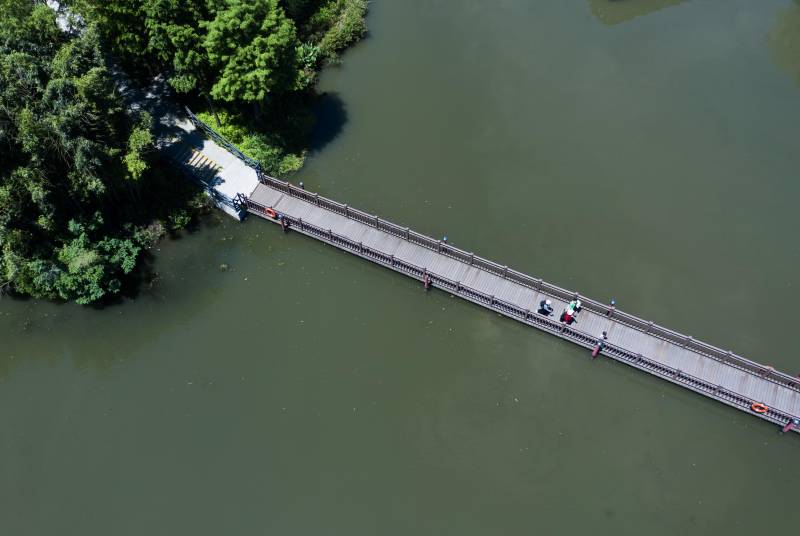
592,331,608,359
561,299,581,324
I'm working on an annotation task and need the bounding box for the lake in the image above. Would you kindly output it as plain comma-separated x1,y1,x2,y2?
2,1,799,534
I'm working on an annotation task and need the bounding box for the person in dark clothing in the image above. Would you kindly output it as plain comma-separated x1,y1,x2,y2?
592,331,609,359
538,299,554,316
598,331,608,348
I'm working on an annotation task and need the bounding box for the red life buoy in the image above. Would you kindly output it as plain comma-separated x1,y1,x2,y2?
751,402,768,414
265,207,277,219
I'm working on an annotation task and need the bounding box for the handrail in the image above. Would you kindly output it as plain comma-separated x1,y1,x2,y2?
244,195,799,426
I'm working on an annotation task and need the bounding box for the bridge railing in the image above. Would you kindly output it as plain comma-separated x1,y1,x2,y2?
184,104,799,394
253,172,800,393
244,195,798,425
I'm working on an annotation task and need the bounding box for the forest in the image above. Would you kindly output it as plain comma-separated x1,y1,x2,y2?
0,0,367,304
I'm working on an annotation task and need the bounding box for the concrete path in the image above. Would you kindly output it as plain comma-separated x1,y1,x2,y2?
114,72,259,219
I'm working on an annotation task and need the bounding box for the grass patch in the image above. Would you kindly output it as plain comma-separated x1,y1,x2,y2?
196,97,313,178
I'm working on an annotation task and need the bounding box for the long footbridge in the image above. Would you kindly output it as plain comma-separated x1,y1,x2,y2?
172,109,800,436
241,176,800,435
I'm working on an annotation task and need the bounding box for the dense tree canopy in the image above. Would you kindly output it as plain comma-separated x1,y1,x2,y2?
203,0,299,102
71,0,367,99
0,2,157,303
0,0,366,303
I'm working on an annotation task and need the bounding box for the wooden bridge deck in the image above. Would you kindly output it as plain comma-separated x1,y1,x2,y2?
244,176,800,434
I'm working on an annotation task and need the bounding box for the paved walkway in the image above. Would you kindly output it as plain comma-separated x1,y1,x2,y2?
161,119,259,219
113,72,259,219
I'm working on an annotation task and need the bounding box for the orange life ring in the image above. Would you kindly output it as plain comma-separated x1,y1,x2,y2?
265,207,277,219
751,402,769,414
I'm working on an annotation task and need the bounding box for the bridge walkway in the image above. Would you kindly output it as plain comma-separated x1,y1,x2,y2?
246,177,800,434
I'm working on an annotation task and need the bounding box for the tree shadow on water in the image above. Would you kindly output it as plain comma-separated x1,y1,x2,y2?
309,92,348,154
770,0,800,86
586,0,690,26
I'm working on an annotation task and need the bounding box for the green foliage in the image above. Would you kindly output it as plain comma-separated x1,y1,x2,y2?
195,110,306,176
0,1,65,56
143,0,211,94
0,0,368,304
124,113,155,181
0,2,162,304
133,221,166,249
296,41,320,88
202,0,300,102
307,0,367,59
72,0,368,100
70,0,148,62
5,214,141,304
54,218,140,304
166,209,191,231
166,25,206,94
297,41,320,67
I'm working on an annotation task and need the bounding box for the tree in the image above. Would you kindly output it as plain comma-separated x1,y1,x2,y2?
202,0,300,103
54,218,140,304
141,0,211,94
124,112,155,182
0,0,64,56
0,2,154,304
1,0,368,304
70,0,148,63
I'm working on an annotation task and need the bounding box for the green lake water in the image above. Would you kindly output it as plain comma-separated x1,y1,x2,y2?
2,1,799,534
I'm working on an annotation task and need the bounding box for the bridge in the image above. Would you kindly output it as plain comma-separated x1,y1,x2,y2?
169,109,800,436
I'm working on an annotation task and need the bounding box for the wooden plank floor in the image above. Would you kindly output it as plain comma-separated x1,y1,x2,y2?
248,182,800,432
